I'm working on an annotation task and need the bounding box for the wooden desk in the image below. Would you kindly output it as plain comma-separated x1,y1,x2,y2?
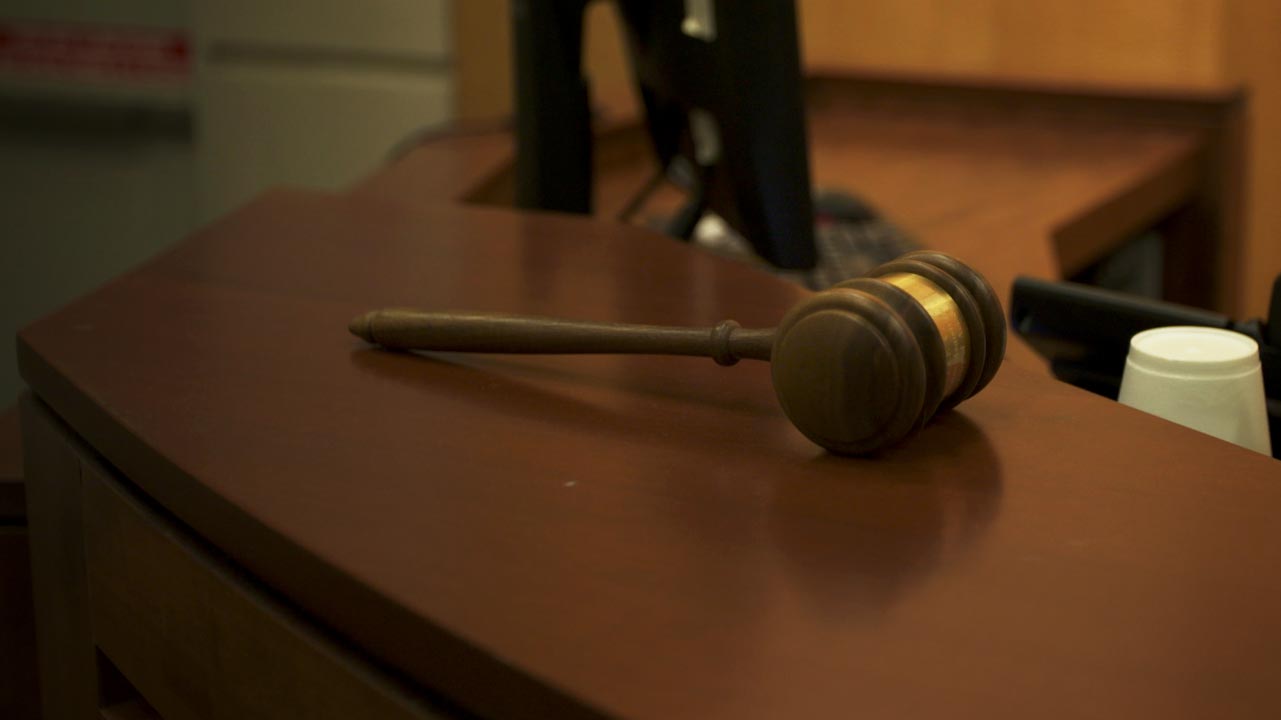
19,190,1281,719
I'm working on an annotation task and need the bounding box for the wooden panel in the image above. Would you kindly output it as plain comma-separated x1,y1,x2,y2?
581,2,640,120
455,0,637,122
79,448,446,720
453,0,510,122
799,0,1224,89
20,394,98,720
1223,0,1281,315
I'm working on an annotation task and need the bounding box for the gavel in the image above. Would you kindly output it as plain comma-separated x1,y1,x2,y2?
349,251,1005,454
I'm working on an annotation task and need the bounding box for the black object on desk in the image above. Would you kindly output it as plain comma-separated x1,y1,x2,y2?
512,0,817,269
1011,276,1281,458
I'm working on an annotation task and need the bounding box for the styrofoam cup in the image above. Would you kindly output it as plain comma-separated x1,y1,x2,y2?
1118,326,1271,455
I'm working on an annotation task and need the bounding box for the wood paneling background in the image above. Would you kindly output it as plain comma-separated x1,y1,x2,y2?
455,0,1279,316
800,0,1225,89
455,1,637,123
1222,0,1281,319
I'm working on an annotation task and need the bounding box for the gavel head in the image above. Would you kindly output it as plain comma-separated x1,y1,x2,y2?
770,251,1005,455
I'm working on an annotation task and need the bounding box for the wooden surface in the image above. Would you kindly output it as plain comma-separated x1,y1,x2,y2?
1224,0,1281,317
796,0,1281,317
803,89,1202,303
798,0,1225,88
80,431,443,720
18,190,1281,718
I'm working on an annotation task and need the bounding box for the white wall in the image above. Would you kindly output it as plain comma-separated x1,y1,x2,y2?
1,0,456,407
193,0,454,220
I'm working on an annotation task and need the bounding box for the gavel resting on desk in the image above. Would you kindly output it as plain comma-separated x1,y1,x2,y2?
350,251,1005,455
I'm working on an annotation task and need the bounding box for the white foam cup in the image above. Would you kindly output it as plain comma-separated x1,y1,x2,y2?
1118,326,1271,455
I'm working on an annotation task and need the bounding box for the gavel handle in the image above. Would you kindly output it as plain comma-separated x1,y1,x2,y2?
349,309,776,366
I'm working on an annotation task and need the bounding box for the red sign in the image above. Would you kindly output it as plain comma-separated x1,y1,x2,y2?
0,20,189,81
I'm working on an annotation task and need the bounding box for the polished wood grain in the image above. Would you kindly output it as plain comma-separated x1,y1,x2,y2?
80,437,445,720
19,191,1281,718
794,0,1280,317
806,102,1191,299
799,74,1243,314
798,0,1225,88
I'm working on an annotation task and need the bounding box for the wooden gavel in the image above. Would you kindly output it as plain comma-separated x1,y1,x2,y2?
350,251,1005,454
